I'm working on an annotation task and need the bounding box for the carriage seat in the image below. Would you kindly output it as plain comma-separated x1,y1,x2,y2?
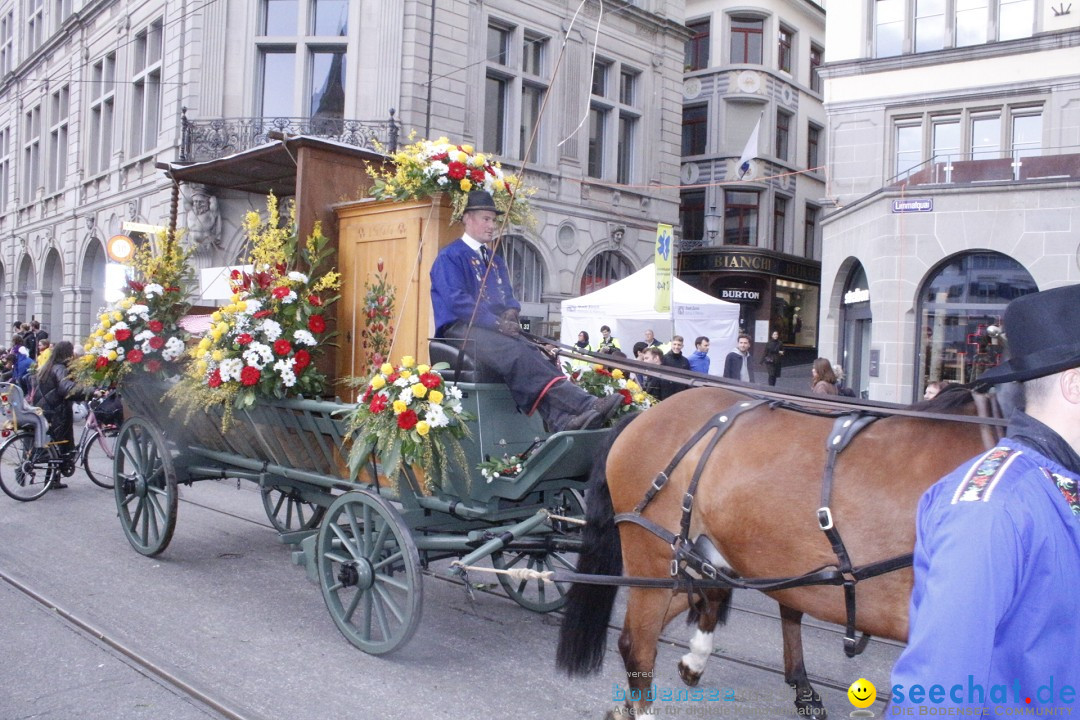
0,382,50,447
428,339,501,384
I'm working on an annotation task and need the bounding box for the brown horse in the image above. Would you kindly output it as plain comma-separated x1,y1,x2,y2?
556,385,997,718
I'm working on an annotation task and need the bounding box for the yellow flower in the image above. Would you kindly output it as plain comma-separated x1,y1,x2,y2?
626,380,640,392
399,370,411,380
633,393,646,404
411,383,427,399
83,343,93,353
401,356,415,368
236,301,248,312
474,153,486,165
211,350,224,362
120,297,135,309
612,369,624,380
231,293,242,303
112,311,123,322
428,390,444,404
417,364,430,374
196,360,208,375
104,333,115,343
392,400,408,415
215,322,230,335
415,421,430,437
454,150,468,163
101,318,112,329
461,144,474,154
107,351,118,361
370,375,386,390
198,338,212,352
211,311,223,323
459,178,473,192
380,363,394,375
593,364,605,371
385,184,396,195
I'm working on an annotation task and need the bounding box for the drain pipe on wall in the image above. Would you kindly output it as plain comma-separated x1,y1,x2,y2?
425,0,435,137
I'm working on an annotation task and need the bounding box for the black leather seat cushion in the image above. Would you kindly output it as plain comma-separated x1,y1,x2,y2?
428,339,501,383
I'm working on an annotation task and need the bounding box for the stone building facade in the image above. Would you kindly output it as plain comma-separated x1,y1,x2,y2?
0,0,687,343
820,0,1080,401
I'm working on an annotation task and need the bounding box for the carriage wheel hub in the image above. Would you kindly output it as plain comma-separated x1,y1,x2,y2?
339,559,374,590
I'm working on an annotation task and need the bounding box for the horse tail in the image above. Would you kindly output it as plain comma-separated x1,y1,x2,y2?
556,413,636,677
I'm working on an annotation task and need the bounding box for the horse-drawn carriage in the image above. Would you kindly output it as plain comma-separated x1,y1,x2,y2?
110,340,605,655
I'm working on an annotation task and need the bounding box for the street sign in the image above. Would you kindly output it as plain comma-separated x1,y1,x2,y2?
891,198,933,213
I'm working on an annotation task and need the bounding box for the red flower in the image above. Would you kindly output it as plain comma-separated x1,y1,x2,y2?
240,366,261,386
447,161,467,180
128,349,144,364
273,339,292,356
308,315,326,333
362,386,373,403
272,286,291,299
469,168,485,183
419,372,442,389
369,394,388,414
308,295,323,306
596,368,611,376
208,369,223,388
230,269,241,280
236,333,253,346
377,259,385,272
617,389,633,406
128,280,145,292
253,310,273,319
145,359,162,373
387,372,399,384
148,336,165,350
293,349,311,371
114,328,132,342
254,271,274,289
148,320,164,333
397,409,418,430
95,356,108,369
166,286,181,293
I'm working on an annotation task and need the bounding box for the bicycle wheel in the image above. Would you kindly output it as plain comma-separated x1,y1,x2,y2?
82,427,117,489
0,431,57,502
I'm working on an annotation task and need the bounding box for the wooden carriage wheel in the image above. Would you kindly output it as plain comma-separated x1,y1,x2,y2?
113,417,178,557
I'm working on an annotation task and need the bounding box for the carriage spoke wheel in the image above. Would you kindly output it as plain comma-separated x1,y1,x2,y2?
113,418,177,557
261,483,326,533
491,488,584,613
316,490,422,655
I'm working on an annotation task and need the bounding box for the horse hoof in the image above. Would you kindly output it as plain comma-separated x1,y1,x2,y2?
794,689,827,719
677,660,702,687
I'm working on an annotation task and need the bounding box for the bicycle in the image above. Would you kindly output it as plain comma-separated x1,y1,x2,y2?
76,390,121,489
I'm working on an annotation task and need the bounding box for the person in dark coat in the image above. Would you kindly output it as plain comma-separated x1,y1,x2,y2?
430,191,622,431
33,341,86,488
761,330,784,386
722,334,754,382
658,335,691,399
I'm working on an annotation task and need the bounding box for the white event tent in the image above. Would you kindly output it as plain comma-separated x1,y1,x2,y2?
560,264,741,375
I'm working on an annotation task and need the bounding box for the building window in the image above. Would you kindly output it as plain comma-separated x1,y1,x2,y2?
807,123,821,169
895,123,923,177
53,0,72,31
998,0,1034,41
88,53,115,175
804,204,819,258
499,235,544,303
580,251,633,295
970,113,1001,159
483,21,550,162
131,18,163,156
682,104,707,155
617,113,635,184
685,18,710,71
256,1,348,122
25,0,43,55
586,58,640,181
47,85,68,194
931,116,961,166
22,104,41,200
875,0,904,57
0,126,10,210
955,0,988,46
680,189,706,243
917,251,1036,395
809,45,823,94
775,110,792,161
0,11,13,76
778,27,793,74
587,106,607,178
773,195,788,251
1011,111,1042,159
730,17,764,64
724,190,758,245
915,0,946,52
592,59,609,97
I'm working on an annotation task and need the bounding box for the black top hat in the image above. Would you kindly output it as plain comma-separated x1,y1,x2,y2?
461,190,503,216
975,283,1080,386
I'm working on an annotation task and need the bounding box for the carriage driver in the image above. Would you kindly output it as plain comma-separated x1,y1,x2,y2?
430,190,623,431
889,284,1080,713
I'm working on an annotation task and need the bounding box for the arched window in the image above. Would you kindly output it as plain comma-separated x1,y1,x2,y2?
580,251,632,295
916,251,1036,395
497,234,544,304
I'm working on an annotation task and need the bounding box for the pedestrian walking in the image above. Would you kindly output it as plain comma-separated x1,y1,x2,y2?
762,330,784,386
722,334,754,382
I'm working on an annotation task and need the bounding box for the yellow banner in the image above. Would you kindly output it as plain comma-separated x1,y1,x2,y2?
653,223,673,313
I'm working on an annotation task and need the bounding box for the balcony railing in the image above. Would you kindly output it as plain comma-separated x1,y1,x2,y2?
178,107,399,163
889,145,1080,188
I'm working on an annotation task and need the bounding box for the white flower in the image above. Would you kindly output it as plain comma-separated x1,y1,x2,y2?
274,358,296,387
103,340,117,350
111,321,129,332
128,304,150,321
293,329,317,347
134,330,154,342
143,283,164,297
448,386,463,400
141,340,154,354
259,319,282,342
243,342,274,368
425,403,449,428
393,376,411,388
287,271,309,284
436,176,449,186
450,402,463,415
243,299,263,315
278,290,298,304
399,387,414,405
162,337,185,361
219,358,244,382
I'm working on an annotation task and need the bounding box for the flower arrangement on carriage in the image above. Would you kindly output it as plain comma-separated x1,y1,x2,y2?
360,260,395,372
345,356,472,493
74,236,192,387
563,362,656,422
171,193,340,429
367,134,535,226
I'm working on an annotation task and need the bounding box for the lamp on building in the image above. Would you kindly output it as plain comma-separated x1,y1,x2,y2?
704,205,721,242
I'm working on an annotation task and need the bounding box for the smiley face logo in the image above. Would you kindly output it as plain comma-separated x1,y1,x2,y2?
848,678,877,708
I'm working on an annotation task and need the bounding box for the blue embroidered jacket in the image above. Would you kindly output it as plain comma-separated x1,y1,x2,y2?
889,438,1080,711
430,239,520,336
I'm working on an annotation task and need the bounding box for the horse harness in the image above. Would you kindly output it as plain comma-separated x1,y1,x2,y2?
615,399,930,658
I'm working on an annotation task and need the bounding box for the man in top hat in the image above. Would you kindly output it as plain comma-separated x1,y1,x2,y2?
888,284,1080,714
430,190,623,431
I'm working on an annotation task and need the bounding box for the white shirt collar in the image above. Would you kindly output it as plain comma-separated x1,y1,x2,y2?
461,233,486,254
